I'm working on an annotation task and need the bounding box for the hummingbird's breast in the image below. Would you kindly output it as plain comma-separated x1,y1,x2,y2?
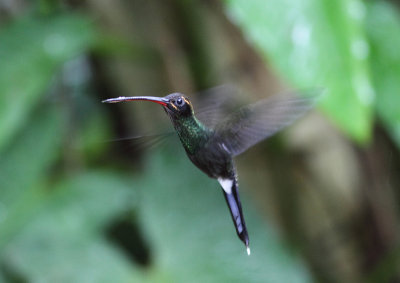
172,116,234,179
186,139,235,179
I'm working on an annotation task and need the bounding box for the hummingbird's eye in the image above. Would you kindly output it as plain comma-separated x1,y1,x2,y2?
176,98,184,106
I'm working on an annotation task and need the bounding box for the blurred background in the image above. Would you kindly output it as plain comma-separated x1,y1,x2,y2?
1,0,400,282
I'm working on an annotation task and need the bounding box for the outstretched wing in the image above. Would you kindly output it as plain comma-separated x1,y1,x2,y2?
213,90,320,157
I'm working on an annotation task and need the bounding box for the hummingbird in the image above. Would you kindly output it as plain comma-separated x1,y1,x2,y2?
103,89,317,255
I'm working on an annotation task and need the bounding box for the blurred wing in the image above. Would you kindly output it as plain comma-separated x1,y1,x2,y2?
194,85,239,129
104,132,176,153
213,90,320,157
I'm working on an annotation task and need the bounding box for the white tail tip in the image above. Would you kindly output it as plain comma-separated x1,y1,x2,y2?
246,247,251,256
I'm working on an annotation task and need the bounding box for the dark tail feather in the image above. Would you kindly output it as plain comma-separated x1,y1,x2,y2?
221,179,250,254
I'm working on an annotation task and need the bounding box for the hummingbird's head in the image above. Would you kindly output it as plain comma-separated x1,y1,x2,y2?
102,92,194,119
162,93,194,118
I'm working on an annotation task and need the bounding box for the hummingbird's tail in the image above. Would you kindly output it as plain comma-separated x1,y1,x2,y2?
218,177,250,255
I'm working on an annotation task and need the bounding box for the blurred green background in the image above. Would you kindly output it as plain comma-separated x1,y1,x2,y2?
1,0,400,282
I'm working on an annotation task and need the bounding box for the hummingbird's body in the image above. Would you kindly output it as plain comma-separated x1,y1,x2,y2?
170,113,231,179
161,95,250,249
103,90,317,255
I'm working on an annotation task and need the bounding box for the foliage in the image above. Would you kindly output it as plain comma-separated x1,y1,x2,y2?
367,1,400,148
0,13,95,151
226,0,400,147
2,0,400,282
0,9,311,283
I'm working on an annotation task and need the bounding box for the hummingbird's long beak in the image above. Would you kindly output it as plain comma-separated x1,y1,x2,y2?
102,96,168,106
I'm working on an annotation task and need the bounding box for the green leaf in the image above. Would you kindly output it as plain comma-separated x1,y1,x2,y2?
1,146,312,282
225,0,374,143
0,107,63,249
0,13,95,151
2,172,144,282
137,149,312,283
75,101,112,161
366,2,400,149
